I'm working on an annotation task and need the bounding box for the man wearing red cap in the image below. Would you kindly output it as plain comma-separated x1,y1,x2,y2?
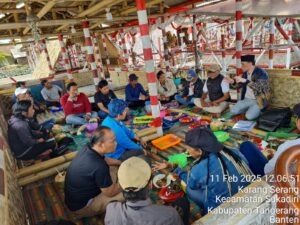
227,55,270,120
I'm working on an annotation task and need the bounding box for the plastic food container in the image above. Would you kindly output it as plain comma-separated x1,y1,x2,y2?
49,106,63,113
168,153,188,168
152,134,181,150
214,131,230,143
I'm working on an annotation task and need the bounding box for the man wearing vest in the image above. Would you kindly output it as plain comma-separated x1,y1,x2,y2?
194,65,230,114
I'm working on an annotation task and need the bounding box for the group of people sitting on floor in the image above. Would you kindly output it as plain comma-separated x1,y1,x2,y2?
64,103,300,222
8,53,300,224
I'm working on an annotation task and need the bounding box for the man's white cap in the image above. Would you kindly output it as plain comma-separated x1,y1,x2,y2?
15,87,28,96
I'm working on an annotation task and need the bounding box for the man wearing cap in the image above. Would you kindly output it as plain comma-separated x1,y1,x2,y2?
227,55,270,120
194,65,230,114
14,86,45,113
105,157,187,225
125,73,149,109
64,126,124,218
14,87,55,130
264,103,300,174
174,69,203,106
101,99,147,165
153,127,251,215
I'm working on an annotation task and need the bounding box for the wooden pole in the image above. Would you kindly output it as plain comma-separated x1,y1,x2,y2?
83,20,99,88
192,15,200,70
136,0,163,136
58,34,74,81
161,16,170,69
269,18,275,69
286,18,294,69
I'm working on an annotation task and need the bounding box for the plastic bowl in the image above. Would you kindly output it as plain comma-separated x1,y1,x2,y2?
168,153,188,168
214,131,230,143
159,187,185,203
153,174,168,188
86,123,98,132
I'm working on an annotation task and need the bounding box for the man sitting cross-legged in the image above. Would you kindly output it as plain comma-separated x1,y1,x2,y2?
194,64,230,115
64,126,124,218
101,99,148,165
60,82,97,125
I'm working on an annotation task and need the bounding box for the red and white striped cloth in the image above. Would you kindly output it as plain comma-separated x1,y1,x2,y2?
83,21,99,86
57,34,73,81
235,0,243,77
136,0,162,135
221,33,226,73
101,34,111,69
269,18,275,69
40,39,54,77
93,33,105,79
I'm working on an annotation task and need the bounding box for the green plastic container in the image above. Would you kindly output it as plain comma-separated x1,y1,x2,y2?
168,153,188,168
214,131,230,143
265,132,300,141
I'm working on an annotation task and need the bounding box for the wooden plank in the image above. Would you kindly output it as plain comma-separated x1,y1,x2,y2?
55,0,124,32
120,0,163,15
23,0,56,35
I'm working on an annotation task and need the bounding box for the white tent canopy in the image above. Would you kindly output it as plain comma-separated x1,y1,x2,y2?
189,0,300,17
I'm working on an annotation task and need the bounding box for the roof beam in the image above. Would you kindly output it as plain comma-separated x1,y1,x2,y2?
0,7,79,14
55,0,124,32
0,0,90,2
23,0,56,35
0,16,138,30
119,0,163,15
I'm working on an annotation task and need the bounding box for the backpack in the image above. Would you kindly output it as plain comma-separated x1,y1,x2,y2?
258,107,292,132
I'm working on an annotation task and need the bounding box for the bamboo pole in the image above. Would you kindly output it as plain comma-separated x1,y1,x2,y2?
18,162,71,186
141,133,162,142
17,152,77,178
136,127,157,138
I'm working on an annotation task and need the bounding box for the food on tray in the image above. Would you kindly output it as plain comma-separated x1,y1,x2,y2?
156,178,167,188
52,124,62,135
210,120,224,131
179,117,193,124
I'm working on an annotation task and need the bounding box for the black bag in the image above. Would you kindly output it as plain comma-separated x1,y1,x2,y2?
258,107,292,132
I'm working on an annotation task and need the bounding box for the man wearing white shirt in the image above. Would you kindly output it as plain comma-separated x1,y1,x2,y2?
264,104,300,174
194,64,230,114
41,80,63,107
227,55,270,120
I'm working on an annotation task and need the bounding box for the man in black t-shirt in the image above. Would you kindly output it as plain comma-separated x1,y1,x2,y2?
94,80,117,118
64,126,123,218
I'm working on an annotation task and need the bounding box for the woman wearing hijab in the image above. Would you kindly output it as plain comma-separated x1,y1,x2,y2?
153,127,252,215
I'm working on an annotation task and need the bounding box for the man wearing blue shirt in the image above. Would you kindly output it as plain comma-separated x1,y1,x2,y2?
125,74,149,109
101,99,147,165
